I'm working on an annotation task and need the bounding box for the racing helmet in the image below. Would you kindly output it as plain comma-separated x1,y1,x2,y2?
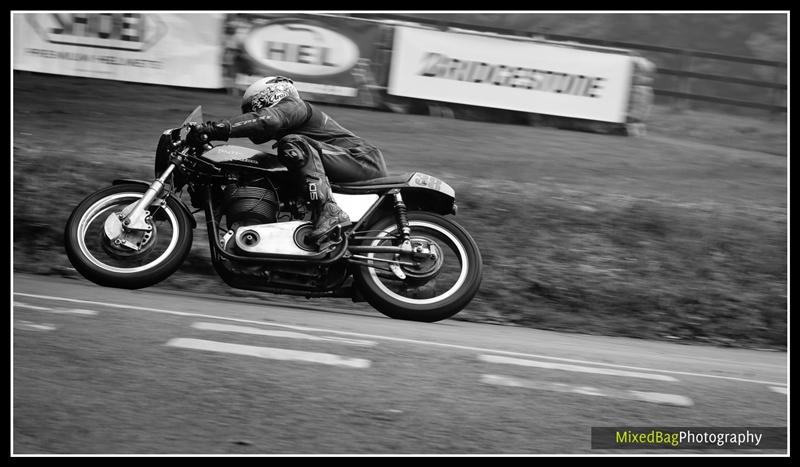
241,76,300,113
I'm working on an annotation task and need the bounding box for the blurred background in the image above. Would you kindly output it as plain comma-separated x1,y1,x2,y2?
13,12,787,349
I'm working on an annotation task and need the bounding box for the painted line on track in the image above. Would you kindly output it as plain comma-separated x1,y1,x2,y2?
14,302,52,311
481,374,694,407
769,386,787,395
58,309,99,316
478,354,679,382
15,301,98,316
13,292,787,387
191,322,376,346
165,338,371,369
14,320,57,332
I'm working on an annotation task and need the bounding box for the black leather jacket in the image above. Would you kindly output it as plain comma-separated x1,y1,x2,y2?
228,96,369,149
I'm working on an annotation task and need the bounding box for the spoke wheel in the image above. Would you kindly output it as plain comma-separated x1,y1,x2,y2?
64,184,193,289
354,211,482,322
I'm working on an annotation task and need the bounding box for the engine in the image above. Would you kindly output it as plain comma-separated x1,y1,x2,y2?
221,184,279,229
219,183,318,258
213,180,348,291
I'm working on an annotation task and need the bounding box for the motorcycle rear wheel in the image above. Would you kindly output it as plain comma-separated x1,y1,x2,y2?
353,211,482,322
64,183,193,289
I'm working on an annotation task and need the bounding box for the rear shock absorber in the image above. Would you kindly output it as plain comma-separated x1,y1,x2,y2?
392,189,412,249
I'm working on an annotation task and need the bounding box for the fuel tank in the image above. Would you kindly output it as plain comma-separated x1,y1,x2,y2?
202,144,285,170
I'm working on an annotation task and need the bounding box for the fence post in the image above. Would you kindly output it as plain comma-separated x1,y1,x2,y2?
769,65,785,120
672,50,693,112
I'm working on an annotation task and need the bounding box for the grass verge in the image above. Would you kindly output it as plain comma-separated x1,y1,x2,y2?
13,72,787,349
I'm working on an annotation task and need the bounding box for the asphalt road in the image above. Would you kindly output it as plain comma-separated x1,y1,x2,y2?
12,273,787,455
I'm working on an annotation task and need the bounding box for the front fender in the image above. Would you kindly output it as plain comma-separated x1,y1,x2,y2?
112,179,197,228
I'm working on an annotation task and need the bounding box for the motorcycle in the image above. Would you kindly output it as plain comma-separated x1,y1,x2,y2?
64,106,482,322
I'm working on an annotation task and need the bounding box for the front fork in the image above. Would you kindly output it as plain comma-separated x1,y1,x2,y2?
103,163,176,250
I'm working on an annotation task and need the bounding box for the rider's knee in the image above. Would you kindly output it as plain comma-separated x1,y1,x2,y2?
276,134,315,169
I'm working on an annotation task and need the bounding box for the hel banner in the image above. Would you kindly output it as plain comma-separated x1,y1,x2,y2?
225,14,390,108
12,13,224,88
388,26,635,123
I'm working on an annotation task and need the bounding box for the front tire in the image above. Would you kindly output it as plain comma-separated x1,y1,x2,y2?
353,211,482,322
64,184,193,289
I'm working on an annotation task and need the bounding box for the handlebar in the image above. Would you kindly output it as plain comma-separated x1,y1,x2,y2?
181,121,216,152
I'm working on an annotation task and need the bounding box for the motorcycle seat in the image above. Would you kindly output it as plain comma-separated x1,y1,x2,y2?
332,173,415,194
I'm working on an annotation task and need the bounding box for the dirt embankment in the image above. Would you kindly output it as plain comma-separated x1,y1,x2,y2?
13,72,787,350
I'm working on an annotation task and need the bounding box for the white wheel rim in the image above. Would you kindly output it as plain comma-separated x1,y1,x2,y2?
76,192,180,274
367,220,469,305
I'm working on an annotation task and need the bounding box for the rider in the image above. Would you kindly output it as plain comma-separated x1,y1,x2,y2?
186,76,388,247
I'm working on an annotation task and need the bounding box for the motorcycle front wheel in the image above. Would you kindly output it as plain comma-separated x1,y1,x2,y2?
353,211,482,322
64,183,193,289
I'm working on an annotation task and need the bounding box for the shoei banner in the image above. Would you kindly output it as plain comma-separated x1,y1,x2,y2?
388,26,635,123
13,13,224,88
226,14,390,107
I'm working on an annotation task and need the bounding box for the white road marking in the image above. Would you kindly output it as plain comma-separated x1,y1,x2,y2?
319,335,377,346
191,322,376,346
165,338,371,369
14,301,97,315
627,390,695,406
770,386,787,395
478,354,678,382
482,374,694,407
14,292,787,386
14,302,51,311
14,320,57,332
58,309,99,316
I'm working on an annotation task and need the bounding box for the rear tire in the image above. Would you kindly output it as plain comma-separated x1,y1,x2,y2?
353,211,482,322
64,184,193,289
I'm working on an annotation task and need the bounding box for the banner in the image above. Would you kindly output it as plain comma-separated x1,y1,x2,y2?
225,14,390,108
388,26,635,123
13,13,224,88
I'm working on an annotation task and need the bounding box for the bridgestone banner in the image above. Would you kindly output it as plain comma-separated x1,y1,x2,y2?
388,26,635,123
13,13,224,88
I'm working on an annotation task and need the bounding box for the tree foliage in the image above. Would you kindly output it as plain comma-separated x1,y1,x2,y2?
403,13,787,59
393,13,787,110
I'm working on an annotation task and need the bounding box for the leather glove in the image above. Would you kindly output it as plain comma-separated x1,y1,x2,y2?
186,121,231,147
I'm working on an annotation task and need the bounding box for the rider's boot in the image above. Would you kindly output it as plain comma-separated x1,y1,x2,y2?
301,170,351,249
276,135,351,250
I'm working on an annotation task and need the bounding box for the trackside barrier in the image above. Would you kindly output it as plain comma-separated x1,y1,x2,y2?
12,13,225,89
223,13,392,108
